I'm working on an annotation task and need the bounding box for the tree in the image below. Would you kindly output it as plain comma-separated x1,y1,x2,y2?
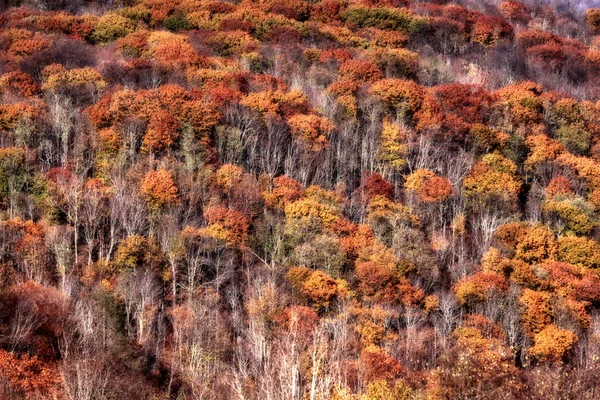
404,169,453,203
140,169,178,213
529,324,577,363
370,79,425,120
514,225,557,264
463,154,521,207
201,206,250,247
453,272,507,307
498,1,531,24
519,289,552,337
359,345,404,383
141,109,180,154
287,267,348,312
428,327,524,399
557,236,600,270
0,147,29,217
585,8,600,34
287,113,334,152
357,172,394,203
0,349,62,399
113,235,162,272
378,118,408,170
339,60,382,83
91,13,135,43
0,71,40,97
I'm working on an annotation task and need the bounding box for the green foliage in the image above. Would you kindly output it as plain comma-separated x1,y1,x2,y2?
341,6,425,35
114,235,162,272
0,147,28,207
163,13,190,31
543,195,597,236
554,123,591,155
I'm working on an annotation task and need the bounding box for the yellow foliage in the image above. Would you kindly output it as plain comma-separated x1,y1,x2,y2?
285,198,339,227
529,324,578,362
519,289,553,336
514,225,557,264
378,118,408,170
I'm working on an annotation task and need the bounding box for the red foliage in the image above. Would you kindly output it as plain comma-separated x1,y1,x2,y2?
264,175,304,208
319,48,353,63
204,206,250,245
358,172,394,202
432,84,493,124
339,59,383,83
312,0,344,23
360,345,405,383
0,349,62,398
264,26,302,44
419,175,454,203
471,14,513,45
275,305,319,337
0,71,40,97
141,109,180,154
498,1,531,24
546,176,573,199
220,18,255,33
85,94,112,128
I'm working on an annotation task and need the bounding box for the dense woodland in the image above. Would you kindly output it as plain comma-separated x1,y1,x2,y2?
1,0,600,398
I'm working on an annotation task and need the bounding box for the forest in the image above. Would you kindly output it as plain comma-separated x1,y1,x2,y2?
0,0,600,398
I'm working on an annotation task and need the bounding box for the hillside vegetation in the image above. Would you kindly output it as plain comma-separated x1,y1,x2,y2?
1,0,600,398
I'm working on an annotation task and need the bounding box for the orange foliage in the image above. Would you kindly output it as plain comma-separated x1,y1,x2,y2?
453,272,508,306
263,175,303,208
287,113,334,151
202,205,250,246
514,225,557,264
498,1,531,24
0,71,40,97
286,267,348,312
140,169,179,212
370,79,425,117
463,154,521,204
141,109,180,154
241,90,310,118
405,169,453,203
519,288,552,336
586,8,600,34
494,81,543,126
546,176,573,199
330,219,375,259
41,64,106,93
0,349,62,399
529,324,578,363
285,198,339,227
0,103,38,131
338,59,383,83
359,345,404,383
355,242,424,306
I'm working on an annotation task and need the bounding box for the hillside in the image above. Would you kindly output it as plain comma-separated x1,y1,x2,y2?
1,0,600,398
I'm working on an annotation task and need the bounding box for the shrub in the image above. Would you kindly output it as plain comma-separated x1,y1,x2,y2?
585,8,600,34
163,12,189,31
91,13,136,43
341,6,425,35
